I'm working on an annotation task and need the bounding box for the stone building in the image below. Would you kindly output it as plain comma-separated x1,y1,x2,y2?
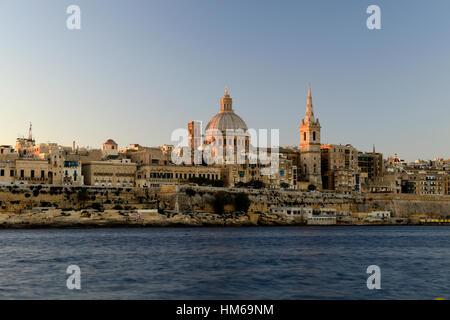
400,169,448,195
30,143,61,159
121,144,170,165
358,151,383,183
82,159,137,187
15,123,36,158
279,147,300,189
0,145,15,156
188,121,203,165
369,166,449,195
331,168,361,194
368,173,402,194
0,160,16,184
446,175,450,195
102,139,119,159
9,159,51,184
321,144,360,192
49,149,84,186
135,164,222,188
0,145,18,161
299,85,322,189
267,155,297,189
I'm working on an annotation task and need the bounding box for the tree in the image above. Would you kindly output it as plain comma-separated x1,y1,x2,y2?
248,179,264,189
212,191,232,215
188,176,225,187
234,193,251,213
280,182,290,189
91,202,103,211
185,188,196,197
77,188,89,209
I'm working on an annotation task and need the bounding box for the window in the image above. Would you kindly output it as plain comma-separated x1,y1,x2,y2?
10,170,14,177
313,132,316,141
0,169,4,176
304,132,306,141
41,170,45,178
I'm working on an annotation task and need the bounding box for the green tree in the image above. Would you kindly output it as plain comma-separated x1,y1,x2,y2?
234,192,251,213
280,182,290,189
77,188,89,209
212,191,232,215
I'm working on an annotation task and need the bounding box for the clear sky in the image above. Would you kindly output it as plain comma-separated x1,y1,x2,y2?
0,0,449,161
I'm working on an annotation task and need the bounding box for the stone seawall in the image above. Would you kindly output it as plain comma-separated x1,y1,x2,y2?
171,186,450,217
172,185,362,214
0,185,160,213
359,193,450,217
0,185,449,228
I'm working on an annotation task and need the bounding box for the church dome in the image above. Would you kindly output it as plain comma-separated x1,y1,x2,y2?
104,139,117,145
205,87,248,132
205,112,248,132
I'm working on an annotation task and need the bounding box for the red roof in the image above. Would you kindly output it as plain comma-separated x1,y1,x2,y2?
104,139,117,145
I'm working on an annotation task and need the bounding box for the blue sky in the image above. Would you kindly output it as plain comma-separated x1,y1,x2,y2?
0,0,449,161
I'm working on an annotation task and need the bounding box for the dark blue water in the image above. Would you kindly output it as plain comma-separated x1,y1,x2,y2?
0,226,449,299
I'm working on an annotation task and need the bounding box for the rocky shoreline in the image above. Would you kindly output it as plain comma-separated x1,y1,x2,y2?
0,209,302,229
0,209,431,229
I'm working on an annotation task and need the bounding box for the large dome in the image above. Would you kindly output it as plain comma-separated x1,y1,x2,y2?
205,87,248,132
205,112,248,131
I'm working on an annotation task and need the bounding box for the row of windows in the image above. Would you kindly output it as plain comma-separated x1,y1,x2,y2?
0,169,46,179
0,148,14,154
140,172,219,180
94,181,133,187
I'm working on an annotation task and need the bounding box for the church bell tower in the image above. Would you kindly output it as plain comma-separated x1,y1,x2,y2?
300,84,322,189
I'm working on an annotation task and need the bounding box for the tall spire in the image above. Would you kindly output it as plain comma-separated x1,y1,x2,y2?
28,122,33,141
220,85,233,113
305,83,315,122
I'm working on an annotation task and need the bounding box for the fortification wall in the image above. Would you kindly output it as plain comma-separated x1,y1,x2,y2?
173,186,450,217
1,184,449,217
0,185,159,213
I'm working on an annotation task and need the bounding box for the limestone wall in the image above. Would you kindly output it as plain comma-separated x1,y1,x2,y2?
0,185,159,213
173,186,450,217
1,184,449,217
358,193,450,217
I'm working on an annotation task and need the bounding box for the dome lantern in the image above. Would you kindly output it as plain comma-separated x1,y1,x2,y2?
205,87,248,132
